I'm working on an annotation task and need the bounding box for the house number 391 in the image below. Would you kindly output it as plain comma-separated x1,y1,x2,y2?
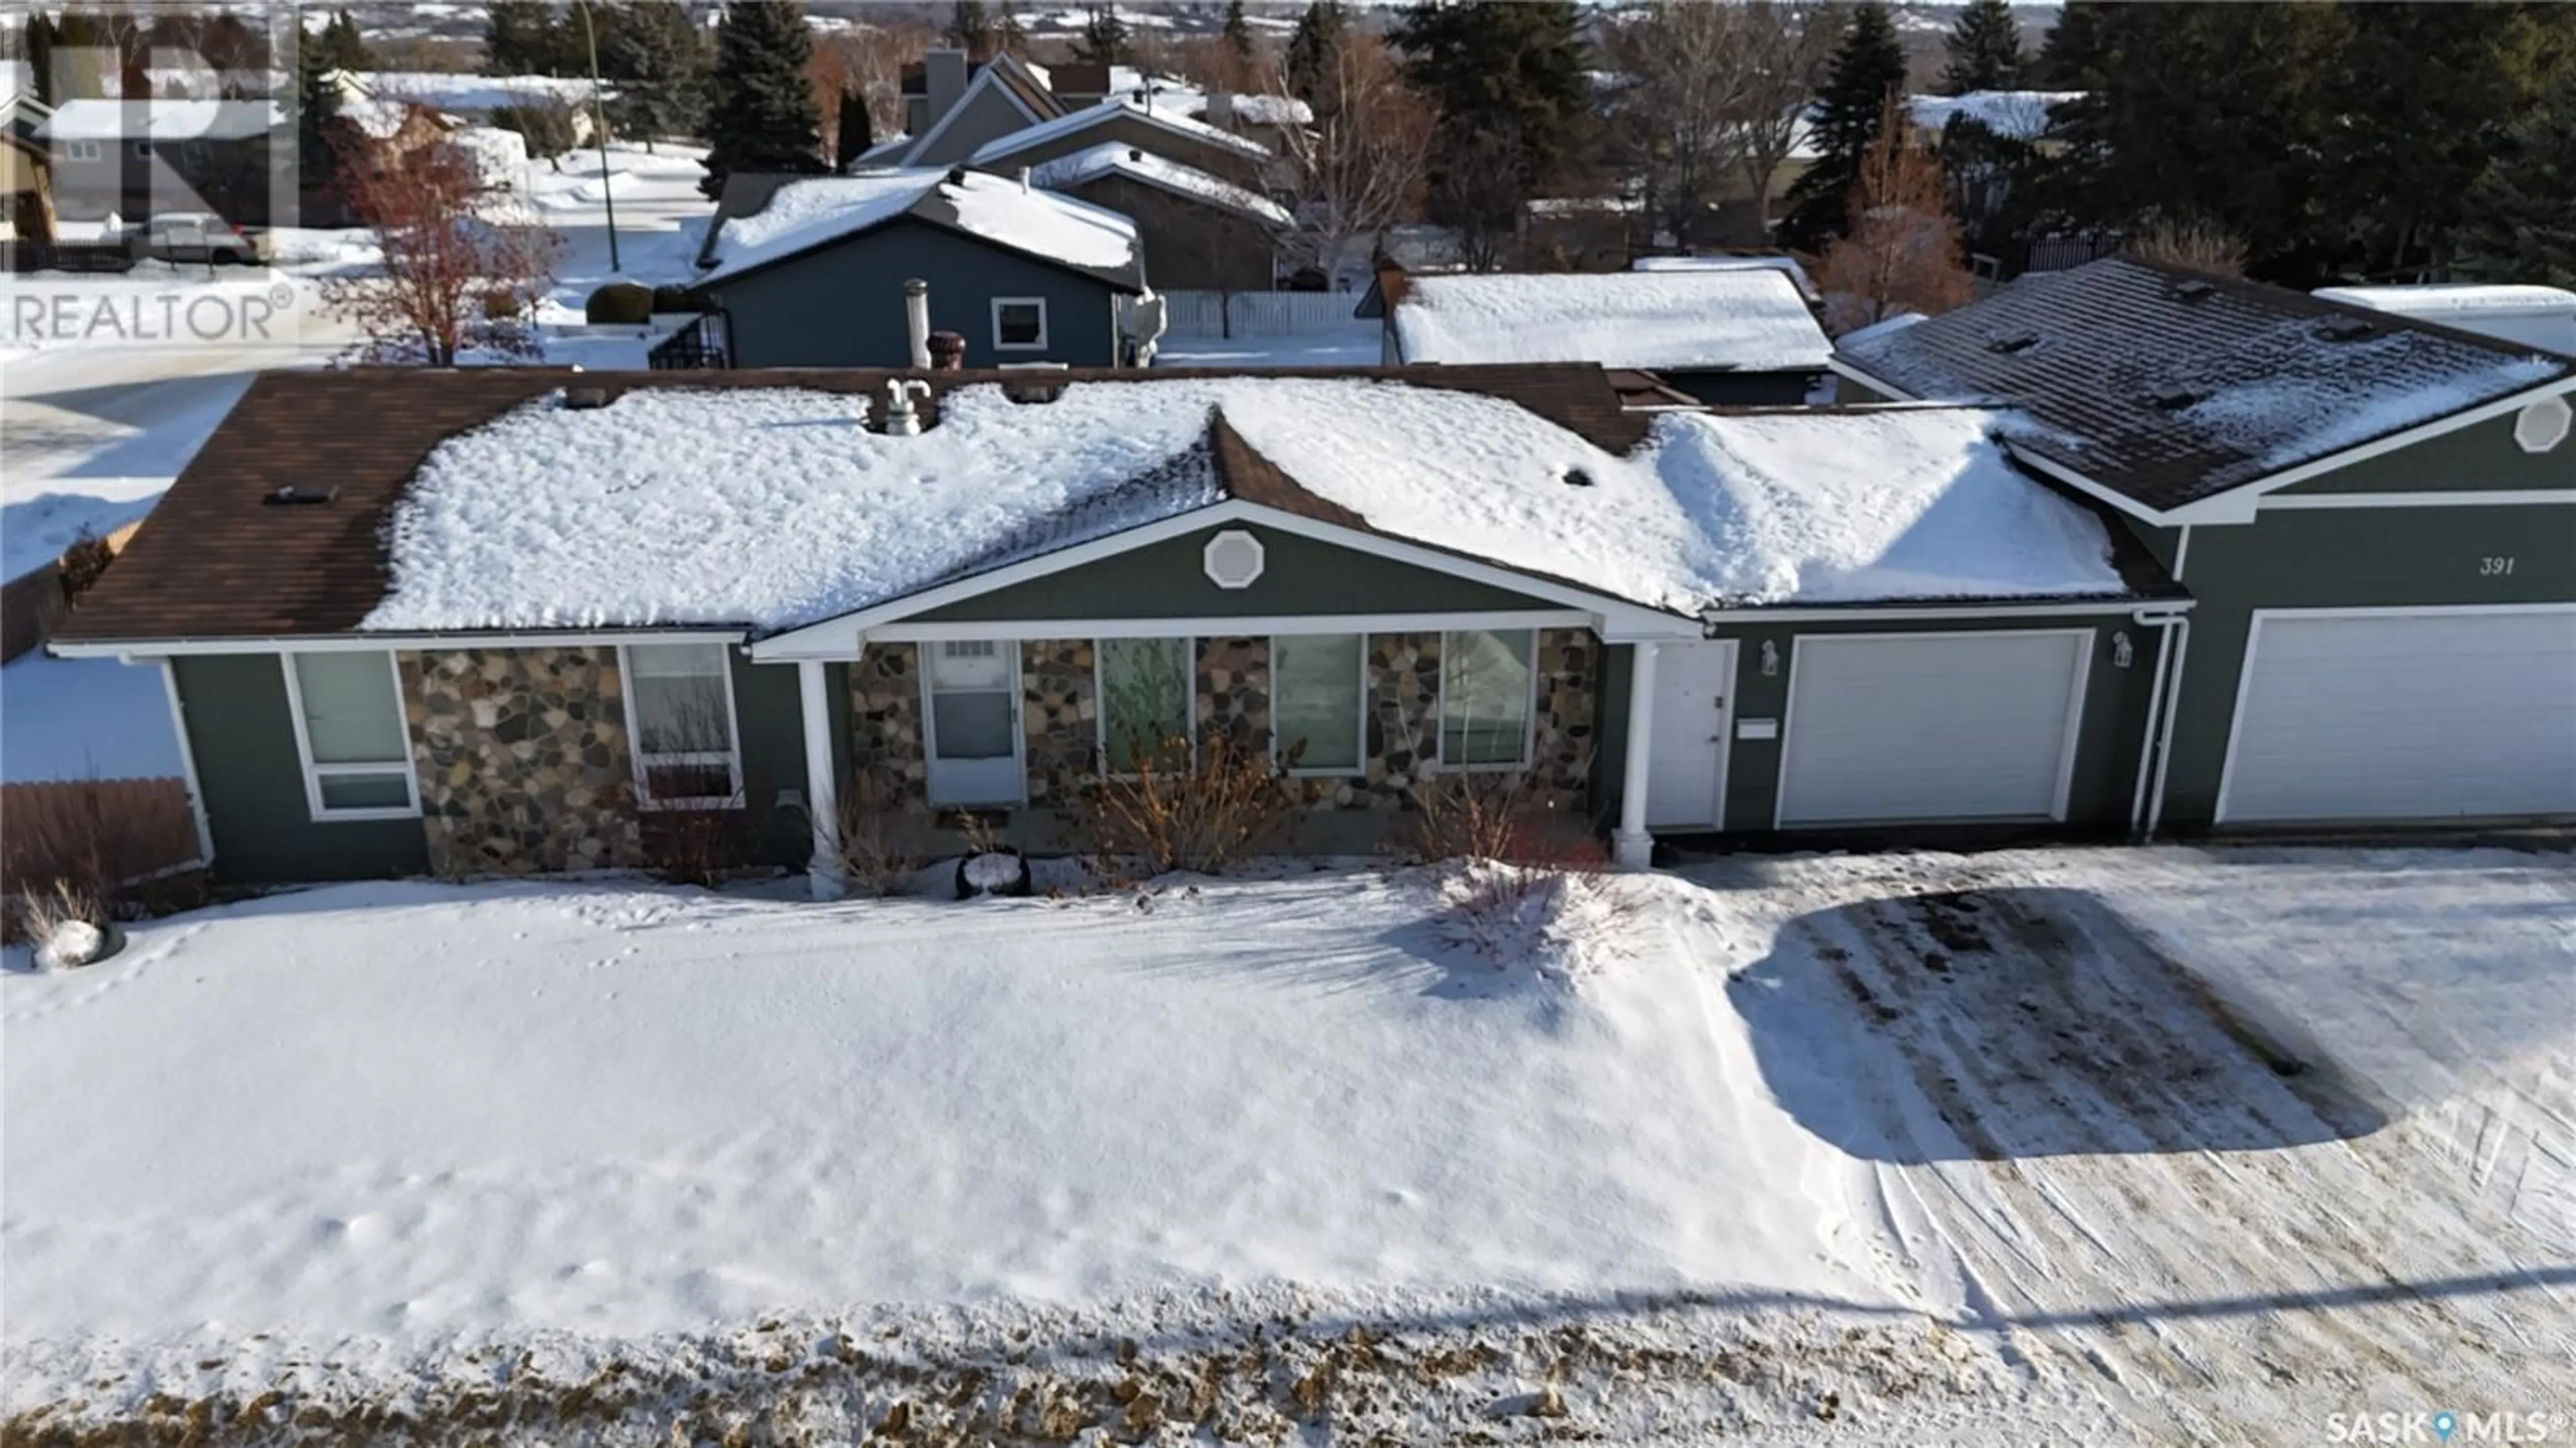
2479,556,2516,576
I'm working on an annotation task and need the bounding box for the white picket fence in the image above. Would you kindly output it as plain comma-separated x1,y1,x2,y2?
1161,289,1366,339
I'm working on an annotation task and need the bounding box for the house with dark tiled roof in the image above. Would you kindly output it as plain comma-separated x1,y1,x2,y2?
52,364,2192,886
1833,256,2576,831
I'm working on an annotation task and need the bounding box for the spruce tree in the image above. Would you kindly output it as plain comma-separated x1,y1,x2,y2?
2459,70,2576,285
485,0,564,75
1075,5,1127,65
700,0,826,198
318,9,372,72
1778,1,1908,250
947,0,991,56
1284,0,1346,110
1222,0,1252,68
603,0,709,146
1937,0,2023,96
837,88,872,168
2035,0,2112,88
1391,0,1592,207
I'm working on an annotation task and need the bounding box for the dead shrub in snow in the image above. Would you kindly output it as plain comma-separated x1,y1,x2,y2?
2127,209,2249,278
638,796,760,887
1068,733,1299,876
0,776,201,943
835,778,925,897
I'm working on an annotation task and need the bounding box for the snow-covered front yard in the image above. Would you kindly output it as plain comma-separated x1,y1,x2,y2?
4,847,2569,1444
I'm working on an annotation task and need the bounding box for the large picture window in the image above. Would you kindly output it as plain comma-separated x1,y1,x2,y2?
1441,629,1535,768
623,643,743,808
282,651,419,819
1097,636,1191,772
1273,633,1364,772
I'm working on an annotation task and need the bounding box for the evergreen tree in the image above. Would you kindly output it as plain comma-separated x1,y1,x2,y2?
1222,0,1253,67
837,88,872,168
318,9,372,72
1937,0,2023,95
292,21,345,204
485,0,566,75
2458,70,2576,284
2326,1,2528,279
1074,5,1127,64
24,13,55,106
2035,0,2112,88
1390,0,1591,236
603,0,709,145
947,0,992,56
1285,0,1346,109
700,0,825,198
1778,1,1908,250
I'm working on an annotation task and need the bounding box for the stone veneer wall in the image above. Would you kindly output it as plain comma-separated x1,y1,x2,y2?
401,646,643,877
1530,627,1599,803
1359,631,1442,809
849,643,930,812
1022,638,1096,805
1195,637,1270,755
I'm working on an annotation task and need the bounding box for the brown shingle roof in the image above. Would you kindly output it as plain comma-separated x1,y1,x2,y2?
57,364,1652,645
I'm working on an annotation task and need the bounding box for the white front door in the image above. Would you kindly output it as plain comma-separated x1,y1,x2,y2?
923,639,1025,806
1647,641,1737,829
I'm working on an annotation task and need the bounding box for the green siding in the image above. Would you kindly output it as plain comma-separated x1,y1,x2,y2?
2145,503,2576,829
2271,407,2574,494
914,523,1564,621
172,653,429,884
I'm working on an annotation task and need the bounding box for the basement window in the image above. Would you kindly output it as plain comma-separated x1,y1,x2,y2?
621,643,745,809
282,651,420,821
991,297,1049,351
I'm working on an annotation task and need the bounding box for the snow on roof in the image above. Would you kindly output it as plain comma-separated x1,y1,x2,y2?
1633,254,1820,303
2312,285,2576,355
969,95,1271,166
1030,142,1291,227
1395,271,1832,373
1223,95,1311,126
1907,91,2080,143
2178,325,2565,474
700,169,1136,283
362,382,2124,632
37,99,281,140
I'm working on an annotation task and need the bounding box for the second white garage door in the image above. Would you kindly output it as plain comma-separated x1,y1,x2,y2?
2216,607,2576,824
1776,631,2092,827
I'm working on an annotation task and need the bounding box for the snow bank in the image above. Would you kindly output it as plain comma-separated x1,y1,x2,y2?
1031,142,1292,226
364,380,2124,631
701,169,1136,282
1907,90,2080,142
1394,270,1833,372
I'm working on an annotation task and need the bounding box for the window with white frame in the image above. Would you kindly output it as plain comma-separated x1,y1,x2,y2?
623,643,744,808
62,140,101,162
1097,636,1191,772
1440,629,1536,768
991,297,1048,350
1273,633,1364,772
284,651,419,819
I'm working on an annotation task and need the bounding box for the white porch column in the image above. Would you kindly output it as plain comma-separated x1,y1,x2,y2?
797,659,845,900
1613,641,1659,871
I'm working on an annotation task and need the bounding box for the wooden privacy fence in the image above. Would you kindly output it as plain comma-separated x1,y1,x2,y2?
1162,289,1366,339
0,777,201,897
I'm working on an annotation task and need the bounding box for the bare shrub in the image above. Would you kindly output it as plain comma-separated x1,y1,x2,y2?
835,778,923,898
1399,763,1605,872
2127,210,2248,278
1817,102,1974,333
638,796,757,887
0,776,201,942
1068,733,1299,876
19,878,113,965
56,527,115,601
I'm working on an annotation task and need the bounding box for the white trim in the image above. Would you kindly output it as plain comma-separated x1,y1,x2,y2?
1999,443,2179,525
2171,524,2192,584
2127,615,2179,836
1093,634,1197,777
872,609,1591,642
618,642,749,811
1436,627,1541,772
896,63,1046,166
920,637,1028,807
2162,374,2576,522
1769,627,2096,831
2209,603,2576,826
991,295,1050,351
750,499,1693,660
278,650,423,823
160,658,215,866
2144,617,2189,839
798,658,843,899
2255,489,2576,512
1701,597,2180,625
1613,641,1659,869
52,629,747,660
1268,631,1368,777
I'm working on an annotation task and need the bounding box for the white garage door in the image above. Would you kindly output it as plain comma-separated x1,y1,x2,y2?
2217,608,2576,824
1776,631,2091,827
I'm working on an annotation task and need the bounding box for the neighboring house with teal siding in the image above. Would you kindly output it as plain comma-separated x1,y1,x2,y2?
50,363,2191,889
1833,256,2576,833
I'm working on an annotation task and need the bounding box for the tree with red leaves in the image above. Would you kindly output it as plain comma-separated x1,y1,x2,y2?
323,127,561,366
1815,106,1974,334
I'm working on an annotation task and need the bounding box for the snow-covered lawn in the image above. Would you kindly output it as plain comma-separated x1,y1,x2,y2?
1154,323,1382,369
4,847,2569,1443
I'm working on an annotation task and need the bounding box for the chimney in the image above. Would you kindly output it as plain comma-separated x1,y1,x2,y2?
1205,91,1234,132
904,278,930,370
924,48,969,130
928,330,967,369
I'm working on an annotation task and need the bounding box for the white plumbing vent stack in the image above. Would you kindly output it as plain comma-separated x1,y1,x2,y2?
904,278,930,369
881,377,932,437
1019,166,1032,195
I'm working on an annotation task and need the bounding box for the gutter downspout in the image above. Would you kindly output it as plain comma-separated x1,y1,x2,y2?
2127,609,2184,837
2145,615,2190,840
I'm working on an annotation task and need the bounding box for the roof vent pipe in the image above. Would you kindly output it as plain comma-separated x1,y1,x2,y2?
928,330,967,369
881,378,932,437
1019,165,1032,195
904,278,931,369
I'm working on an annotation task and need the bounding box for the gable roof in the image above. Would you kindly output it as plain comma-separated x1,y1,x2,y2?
694,168,1144,292
58,367,2153,648
1031,142,1291,227
1834,256,2575,515
968,95,1271,168
889,54,1060,167
1393,270,1833,374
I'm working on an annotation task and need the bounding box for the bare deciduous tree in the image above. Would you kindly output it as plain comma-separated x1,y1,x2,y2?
812,21,934,156
1729,0,1839,229
1264,35,1432,283
323,134,561,365
1601,1,1755,250
1815,107,1972,332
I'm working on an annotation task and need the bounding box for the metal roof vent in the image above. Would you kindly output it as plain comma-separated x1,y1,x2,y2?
1986,331,2041,354
264,484,339,507
2173,278,2216,301
2315,316,2377,342
947,164,969,187
1562,466,1595,487
564,386,610,409
2147,387,2206,412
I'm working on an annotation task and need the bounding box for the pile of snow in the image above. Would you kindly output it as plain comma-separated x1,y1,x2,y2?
364,380,2123,631
701,169,1136,282
1393,270,1833,372
1907,90,2081,142
1030,141,1291,225
969,95,1272,166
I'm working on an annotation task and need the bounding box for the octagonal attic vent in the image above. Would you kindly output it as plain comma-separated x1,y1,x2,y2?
1201,529,1265,590
2516,395,2571,454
